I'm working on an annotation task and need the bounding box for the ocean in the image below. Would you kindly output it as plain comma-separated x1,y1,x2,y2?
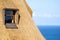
38,26,60,40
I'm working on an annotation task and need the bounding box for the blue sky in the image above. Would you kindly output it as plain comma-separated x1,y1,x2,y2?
26,0,60,25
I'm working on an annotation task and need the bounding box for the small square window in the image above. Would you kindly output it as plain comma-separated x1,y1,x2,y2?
4,9,19,29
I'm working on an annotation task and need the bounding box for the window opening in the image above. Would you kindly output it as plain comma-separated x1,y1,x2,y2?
4,9,19,29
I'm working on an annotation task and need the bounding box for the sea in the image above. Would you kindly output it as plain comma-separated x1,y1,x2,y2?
38,26,60,40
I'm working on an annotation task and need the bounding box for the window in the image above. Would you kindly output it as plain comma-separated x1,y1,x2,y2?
4,9,19,29
5,10,14,23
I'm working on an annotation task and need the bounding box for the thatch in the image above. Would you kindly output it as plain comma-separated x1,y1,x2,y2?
0,0,45,40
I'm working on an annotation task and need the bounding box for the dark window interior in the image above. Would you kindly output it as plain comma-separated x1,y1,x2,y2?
5,10,13,23
5,9,16,24
4,9,18,29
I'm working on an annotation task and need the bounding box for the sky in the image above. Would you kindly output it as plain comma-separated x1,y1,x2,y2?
26,0,60,25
